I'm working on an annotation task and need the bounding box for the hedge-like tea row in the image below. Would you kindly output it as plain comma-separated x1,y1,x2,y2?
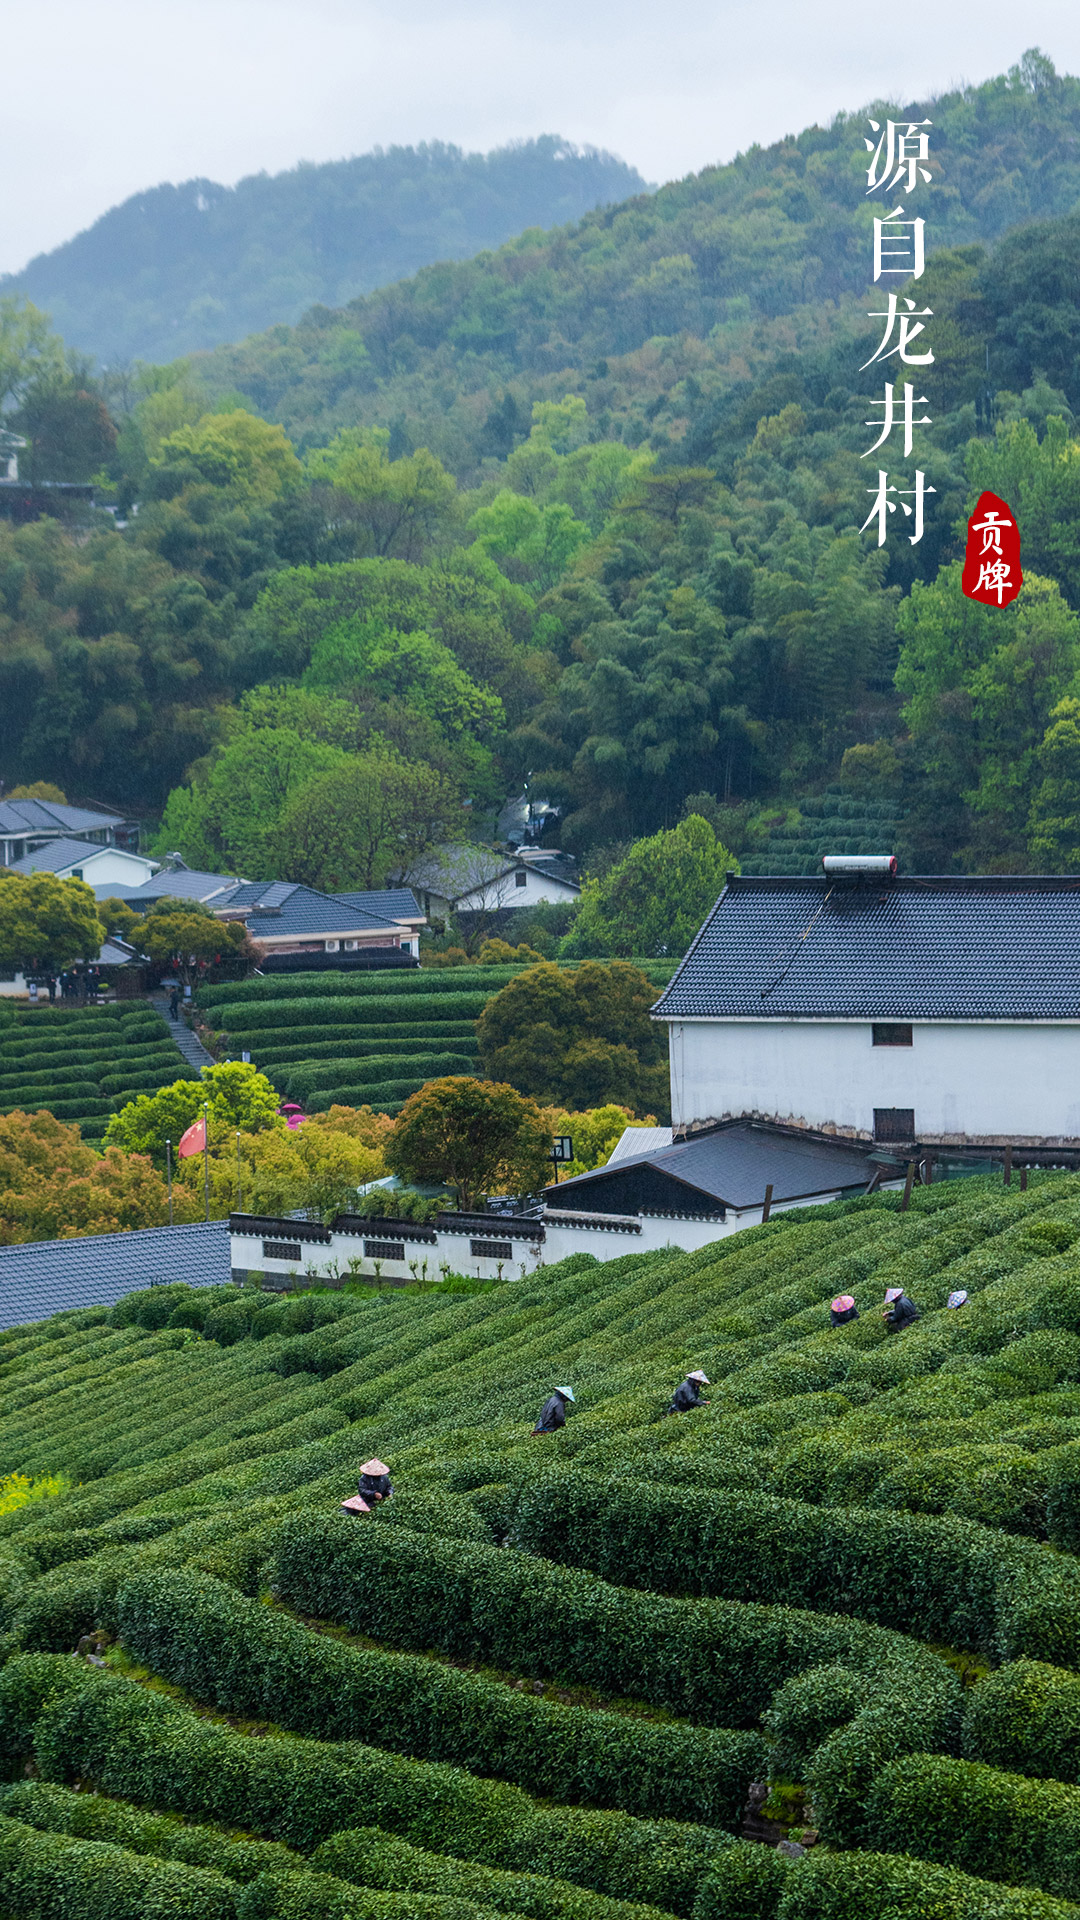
0,1812,238,1920
245,1030,481,1065
307,1083,425,1113
774,1848,1080,1920
0,1801,512,1920
0,1004,189,1130
0,1095,113,1119
30,1669,737,1914
116,1567,764,1828
510,1471,1080,1660
201,959,675,1008
865,1751,1080,1902
212,994,492,1031
278,1056,475,1099
270,1515,950,1730
2,1786,674,1920
963,1660,1080,1780
309,1826,674,1920
2,1780,307,1884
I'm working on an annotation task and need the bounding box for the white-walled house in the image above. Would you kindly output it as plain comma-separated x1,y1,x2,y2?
0,797,139,870
8,837,158,890
652,870,1080,1151
407,846,580,923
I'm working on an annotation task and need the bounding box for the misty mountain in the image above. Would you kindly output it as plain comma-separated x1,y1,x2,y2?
1,138,648,367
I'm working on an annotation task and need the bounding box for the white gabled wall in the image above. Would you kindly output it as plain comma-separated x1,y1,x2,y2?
666,1018,1080,1145
228,1187,871,1287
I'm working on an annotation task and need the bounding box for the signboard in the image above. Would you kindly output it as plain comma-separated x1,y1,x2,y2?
961,490,1022,607
550,1137,574,1163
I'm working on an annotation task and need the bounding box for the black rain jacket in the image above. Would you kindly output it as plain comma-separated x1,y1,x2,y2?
534,1393,567,1433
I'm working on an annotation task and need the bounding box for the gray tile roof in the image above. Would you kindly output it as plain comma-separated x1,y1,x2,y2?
546,1123,873,1212
7,837,146,876
0,1220,231,1331
329,889,423,922
0,799,123,836
229,884,399,937
116,869,241,903
653,874,1080,1022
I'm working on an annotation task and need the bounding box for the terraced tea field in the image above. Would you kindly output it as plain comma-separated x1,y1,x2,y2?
195,963,675,1114
6,1175,1080,1917
0,1003,195,1143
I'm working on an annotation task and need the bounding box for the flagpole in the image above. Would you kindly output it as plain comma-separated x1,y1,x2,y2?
203,1102,210,1222
165,1139,173,1227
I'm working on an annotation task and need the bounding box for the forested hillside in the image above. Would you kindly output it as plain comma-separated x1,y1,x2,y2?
0,140,647,366
7,1177,1080,1918
5,53,1080,882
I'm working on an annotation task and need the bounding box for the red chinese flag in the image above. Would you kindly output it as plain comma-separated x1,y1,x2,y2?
177,1115,207,1158
962,490,1022,608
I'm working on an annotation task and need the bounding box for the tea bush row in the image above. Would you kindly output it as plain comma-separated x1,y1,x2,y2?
197,964,674,1017
864,1750,1080,1902
309,1827,672,1920
212,994,492,1032
21,1663,739,1914
509,1471,1080,1661
271,1515,953,1733
116,1566,763,1829
242,1029,480,1066
277,1056,476,1101
0,1813,238,1920
1,1782,673,1920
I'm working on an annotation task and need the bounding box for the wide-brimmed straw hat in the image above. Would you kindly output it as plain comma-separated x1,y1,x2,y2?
361,1458,390,1475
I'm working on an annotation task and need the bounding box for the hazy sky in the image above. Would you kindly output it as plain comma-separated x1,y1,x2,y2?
4,0,1080,275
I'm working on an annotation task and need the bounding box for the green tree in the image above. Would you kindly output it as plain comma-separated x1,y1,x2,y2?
0,299,65,411
16,374,118,484
564,816,738,958
1028,697,1080,869
151,410,303,504
303,616,503,737
138,900,255,988
103,1062,283,1166
896,566,1080,865
154,729,352,875
271,746,461,891
0,872,104,977
476,960,667,1113
306,431,459,561
469,491,590,594
386,1075,552,1210
966,417,1080,609
0,519,227,810
539,1102,656,1177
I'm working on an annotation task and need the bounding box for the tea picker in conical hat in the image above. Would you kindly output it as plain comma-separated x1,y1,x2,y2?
358,1457,393,1503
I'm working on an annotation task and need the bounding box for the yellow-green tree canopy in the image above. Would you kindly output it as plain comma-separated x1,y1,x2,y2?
0,1108,197,1243
139,900,254,989
153,409,303,503
564,816,738,960
0,872,104,976
386,1075,552,1211
104,1062,283,1165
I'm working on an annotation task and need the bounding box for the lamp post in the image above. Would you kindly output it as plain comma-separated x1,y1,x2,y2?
165,1139,173,1227
203,1103,210,1222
